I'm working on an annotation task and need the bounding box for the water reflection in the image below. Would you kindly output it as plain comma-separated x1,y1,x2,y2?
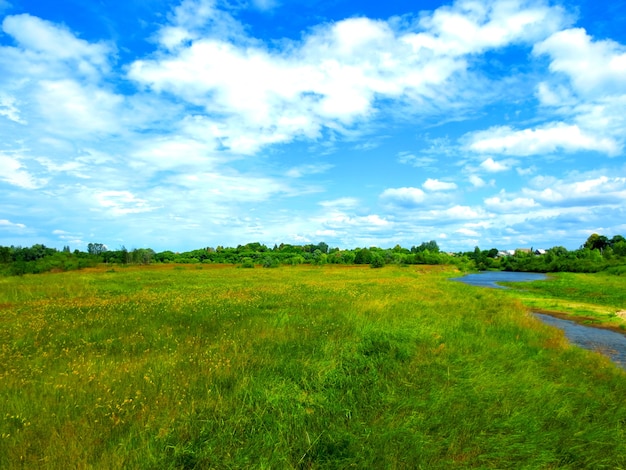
534,313,626,369
451,271,547,288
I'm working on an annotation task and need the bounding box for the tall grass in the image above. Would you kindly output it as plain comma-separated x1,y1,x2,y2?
1,264,626,468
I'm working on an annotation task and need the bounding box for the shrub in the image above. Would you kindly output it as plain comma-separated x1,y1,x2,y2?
240,258,255,268
370,254,385,268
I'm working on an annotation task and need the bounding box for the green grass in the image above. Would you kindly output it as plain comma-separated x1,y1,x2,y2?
500,272,626,328
1,264,626,468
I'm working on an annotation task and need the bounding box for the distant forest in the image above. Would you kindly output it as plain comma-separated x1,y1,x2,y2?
1,234,626,276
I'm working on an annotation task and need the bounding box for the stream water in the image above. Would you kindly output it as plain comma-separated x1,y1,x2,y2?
453,271,626,370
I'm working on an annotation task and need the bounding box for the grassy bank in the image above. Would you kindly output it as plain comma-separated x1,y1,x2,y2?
500,272,626,330
1,264,626,468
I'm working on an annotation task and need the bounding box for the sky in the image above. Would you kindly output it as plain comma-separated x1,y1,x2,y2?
1,0,625,252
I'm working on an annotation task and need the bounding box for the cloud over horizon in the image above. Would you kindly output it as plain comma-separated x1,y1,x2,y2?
0,0,625,251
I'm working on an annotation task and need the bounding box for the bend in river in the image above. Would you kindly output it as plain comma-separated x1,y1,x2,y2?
450,271,547,289
453,271,626,370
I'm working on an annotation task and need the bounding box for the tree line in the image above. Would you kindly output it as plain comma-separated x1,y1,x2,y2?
1,234,625,276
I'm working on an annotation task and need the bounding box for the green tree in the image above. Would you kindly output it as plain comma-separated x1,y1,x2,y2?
0,246,11,263
354,248,372,264
87,243,107,256
411,240,440,253
613,240,626,257
316,242,329,254
584,233,609,252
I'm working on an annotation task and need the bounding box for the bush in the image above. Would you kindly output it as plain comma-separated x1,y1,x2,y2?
240,258,255,268
370,254,385,268
262,256,279,268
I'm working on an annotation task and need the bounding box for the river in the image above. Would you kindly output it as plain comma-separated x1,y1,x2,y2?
453,271,626,370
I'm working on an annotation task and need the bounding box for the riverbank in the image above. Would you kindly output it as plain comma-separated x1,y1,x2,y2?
533,312,626,370
497,271,626,332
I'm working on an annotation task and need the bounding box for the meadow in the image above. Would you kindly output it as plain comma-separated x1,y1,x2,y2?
2,264,626,468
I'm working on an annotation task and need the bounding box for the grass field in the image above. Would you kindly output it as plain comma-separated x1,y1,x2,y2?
2,264,626,468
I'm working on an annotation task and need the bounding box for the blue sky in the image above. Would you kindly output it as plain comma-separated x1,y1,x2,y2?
1,0,625,252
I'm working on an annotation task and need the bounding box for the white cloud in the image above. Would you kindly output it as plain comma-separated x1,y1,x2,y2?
315,229,337,238
163,170,292,202
516,166,536,176
1,14,113,80
130,137,223,171
286,163,333,178
423,178,457,191
398,152,437,167
0,219,26,230
437,205,486,221
463,27,626,163
535,82,573,107
0,93,25,124
0,0,623,253
127,0,569,156
484,195,538,213
319,213,391,229
456,227,479,237
468,174,487,187
157,0,247,50
35,157,87,177
411,0,569,56
318,198,360,209
533,28,626,98
34,80,123,137
380,187,426,207
479,157,509,172
95,190,156,216
0,154,46,189
523,175,626,206
526,28,626,158
468,124,619,156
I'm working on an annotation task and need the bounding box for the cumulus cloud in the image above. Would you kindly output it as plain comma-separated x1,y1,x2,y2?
156,0,247,50
127,0,569,155
455,227,479,237
479,157,509,172
379,187,426,207
468,124,619,156
468,174,488,187
523,175,626,207
0,0,623,252
436,205,487,221
318,198,361,209
484,195,538,212
533,28,626,98
423,178,457,191
410,0,569,55
460,28,626,162
320,213,391,230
